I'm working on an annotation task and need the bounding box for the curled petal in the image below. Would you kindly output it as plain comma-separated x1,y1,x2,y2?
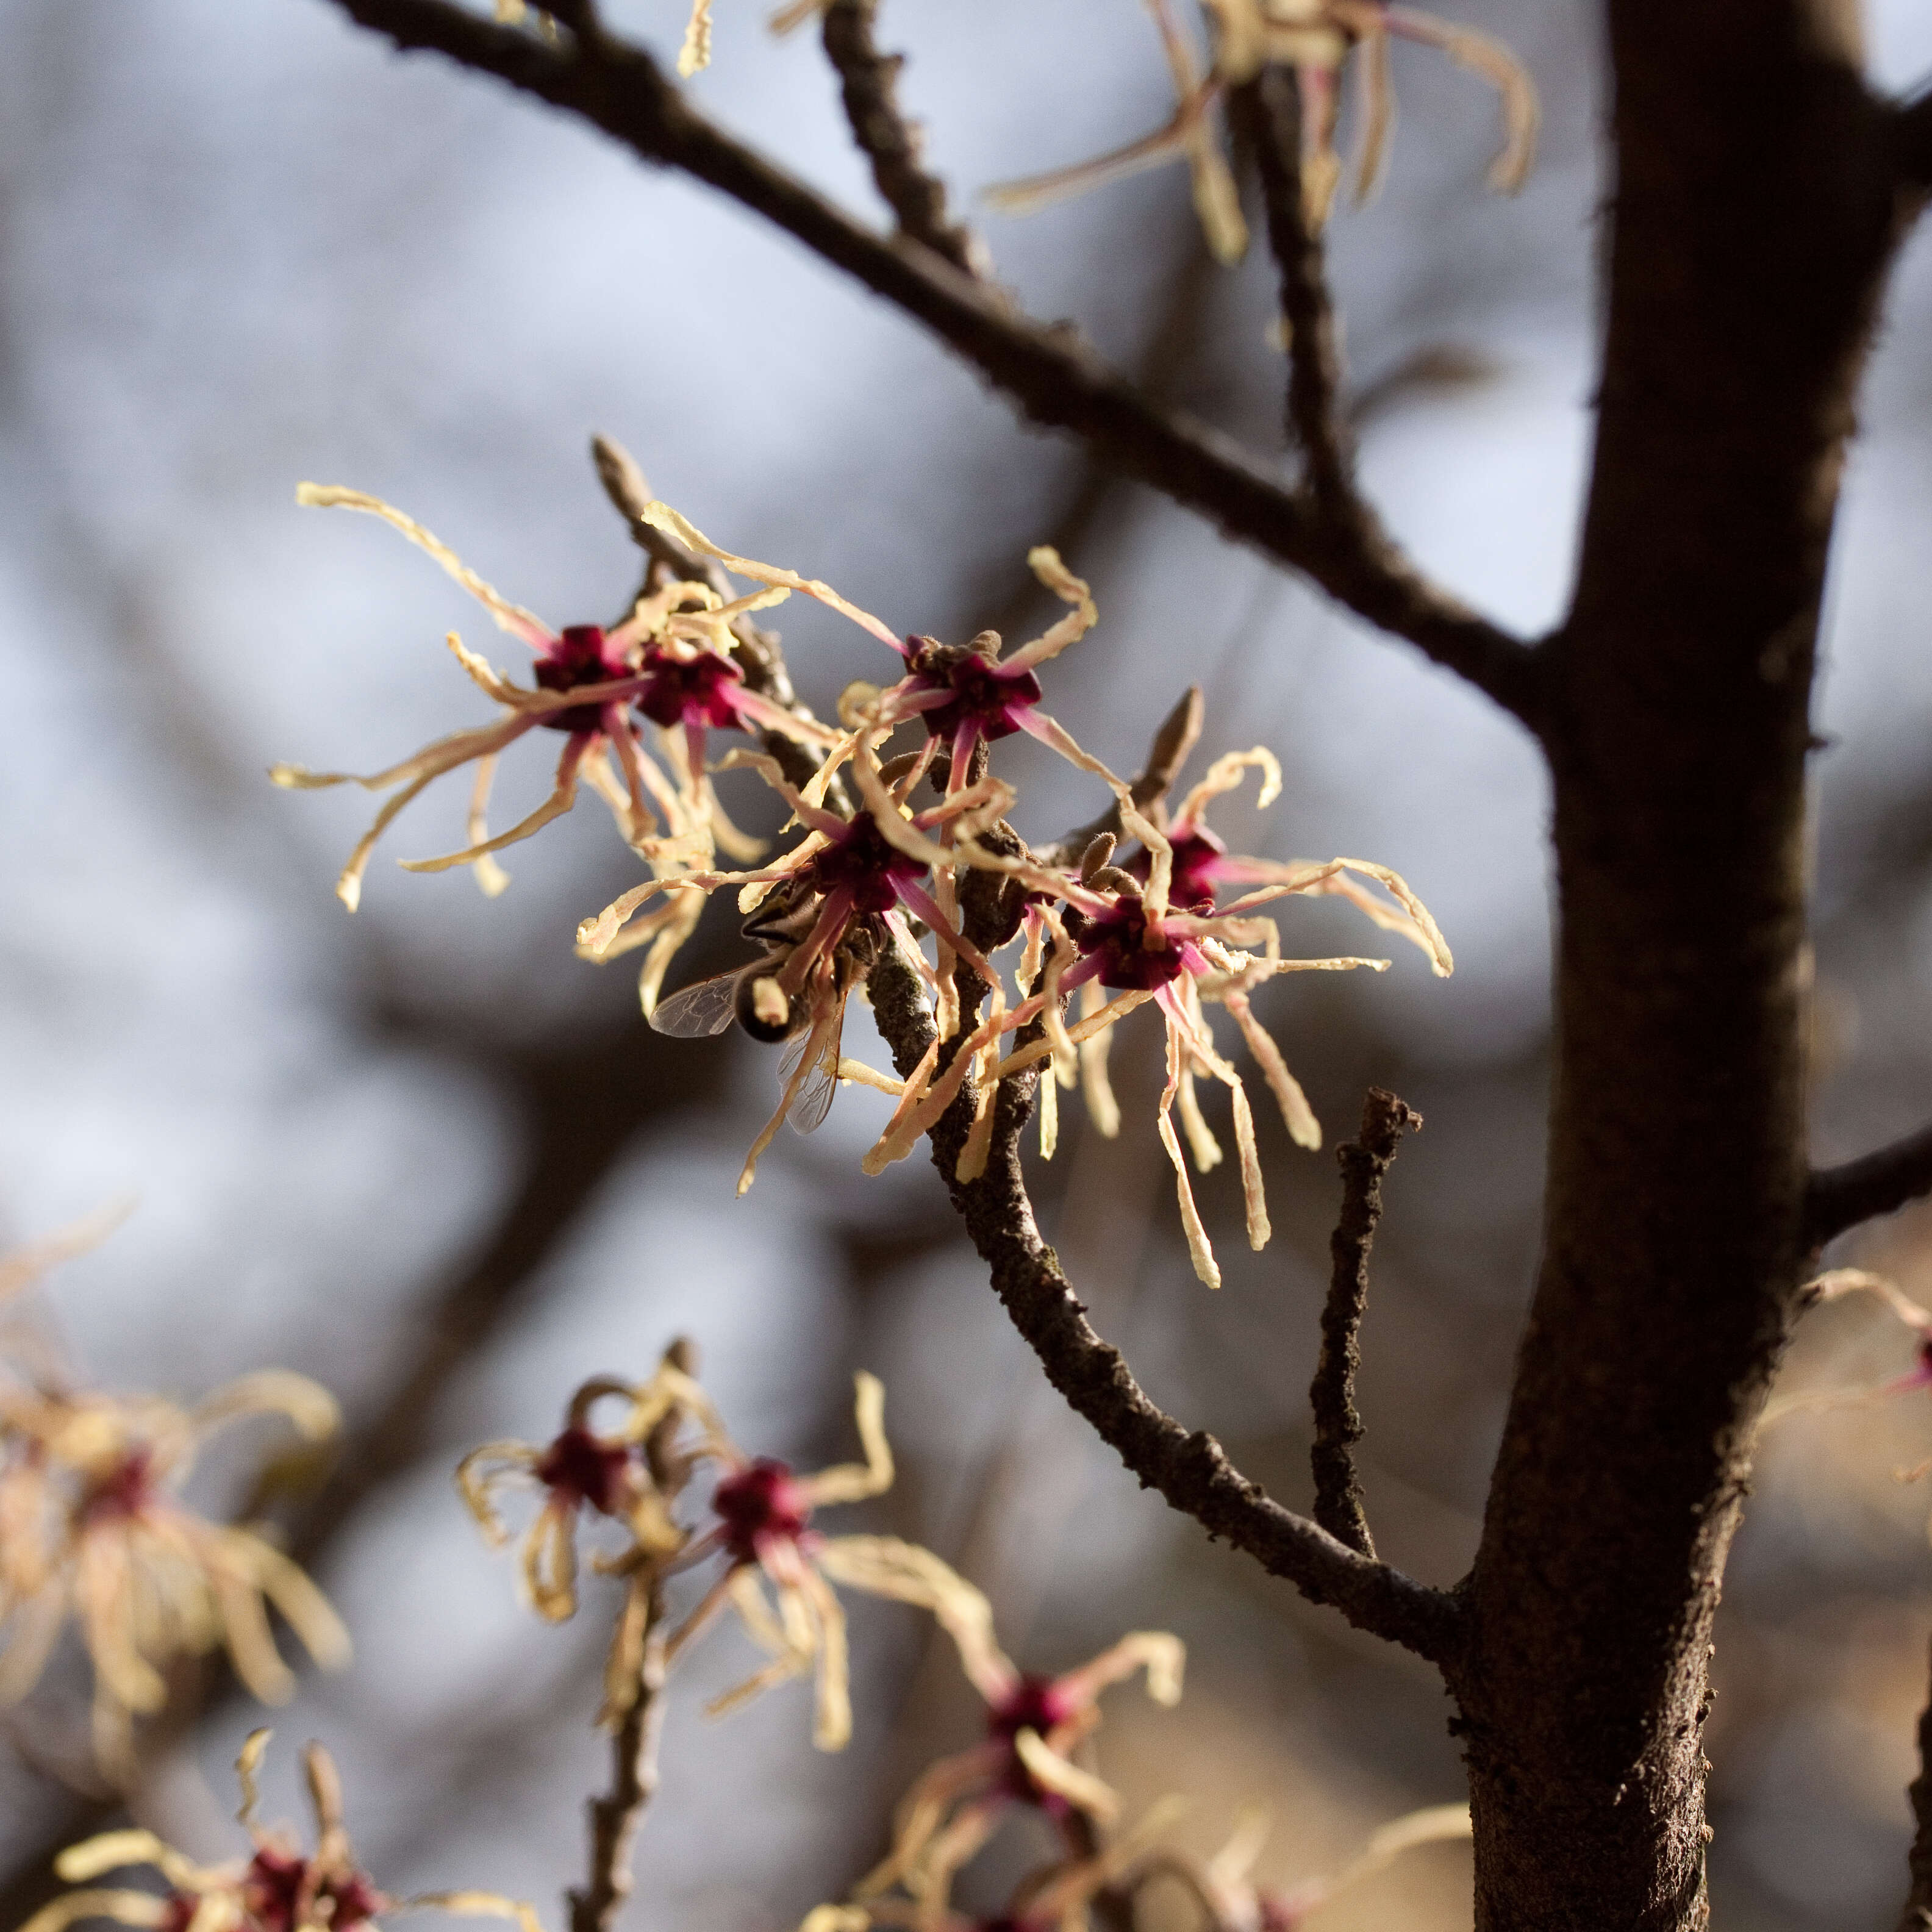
20,1893,173,1932
295,485,552,649
678,0,712,73
456,1440,540,1546
814,1536,1014,1701
1054,1629,1186,1709
53,1833,204,1889
0,1201,134,1303
1012,1728,1121,1821
637,502,900,649
801,1374,893,1506
193,1372,339,1444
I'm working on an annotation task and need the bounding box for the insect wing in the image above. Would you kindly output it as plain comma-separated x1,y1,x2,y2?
648,970,744,1038
782,999,845,1137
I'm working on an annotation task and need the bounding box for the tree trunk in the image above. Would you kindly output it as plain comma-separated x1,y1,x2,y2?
1451,7,1910,1927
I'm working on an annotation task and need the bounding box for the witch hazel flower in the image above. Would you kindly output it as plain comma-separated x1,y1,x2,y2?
809,1800,1187,1932
637,501,1129,801
987,0,1537,253
1761,1269,1932,1428
586,739,1017,1193
850,1624,1182,1917
273,485,829,911
22,1729,543,1932
1153,1800,1472,1932
981,840,1414,1287
662,1372,989,1751
0,1354,348,1774
848,547,1107,793
457,1372,690,1623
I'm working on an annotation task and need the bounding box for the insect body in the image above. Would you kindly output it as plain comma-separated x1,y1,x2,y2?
649,894,882,1134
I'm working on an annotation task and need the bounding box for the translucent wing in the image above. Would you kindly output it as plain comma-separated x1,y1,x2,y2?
783,999,845,1136
648,969,744,1038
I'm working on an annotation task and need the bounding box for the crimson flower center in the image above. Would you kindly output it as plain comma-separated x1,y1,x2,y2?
712,1457,815,1562
82,1447,156,1526
534,623,633,734
242,1850,384,1932
534,1426,633,1516
803,813,924,916
907,639,1042,746
1075,898,1188,992
634,645,744,731
1135,826,1226,914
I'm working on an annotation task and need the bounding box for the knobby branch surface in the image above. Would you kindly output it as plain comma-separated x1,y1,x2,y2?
1226,70,1351,513
318,0,1542,723
567,1338,695,1932
818,0,985,276
1902,1634,1932,1932
862,940,1462,1667
1807,1118,1932,1246
1312,1087,1421,1558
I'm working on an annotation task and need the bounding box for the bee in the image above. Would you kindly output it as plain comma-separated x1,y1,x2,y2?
649,891,883,1134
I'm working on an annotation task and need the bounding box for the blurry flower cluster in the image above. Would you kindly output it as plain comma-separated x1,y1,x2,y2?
0,1212,348,1778
986,0,1539,255
27,1728,540,1932
457,1342,1467,1929
644,0,1536,261
279,465,1449,1287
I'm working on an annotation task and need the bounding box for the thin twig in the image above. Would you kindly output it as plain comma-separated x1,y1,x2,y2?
315,0,1543,724
819,0,986,276
591,432,842,801
1900,1633,1932,1931
1226,71,1351,511
567,1337,696,1932
1037,684,1203,870
1806,1118,1932,1247
1895,87,1932,191
862,944,1464,1667
1312,1088,1421,1558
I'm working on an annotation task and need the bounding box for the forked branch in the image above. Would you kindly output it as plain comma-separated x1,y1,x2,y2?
1227,70,1352,512
864,946,1464,1667
317,0,1542,723
1806,1118,1932,1247
1312,1087,1421,1557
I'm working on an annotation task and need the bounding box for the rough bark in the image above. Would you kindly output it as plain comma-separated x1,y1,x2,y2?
1453,10,1915,1928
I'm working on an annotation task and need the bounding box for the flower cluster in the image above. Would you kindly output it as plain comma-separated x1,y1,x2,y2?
278,468,1450,1286
987,0,1538,255
0,1212,349,1775
460,1354,1006,1752
25,1729,541,1932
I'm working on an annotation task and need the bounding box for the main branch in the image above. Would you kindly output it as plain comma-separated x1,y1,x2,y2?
317,0,1542,722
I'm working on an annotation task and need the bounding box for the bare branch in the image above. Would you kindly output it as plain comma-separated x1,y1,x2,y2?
315,0,1543,723
1037,683,1203,870
863,945,1464,1667
1896,88,1932,191
1312,1088,1421,1557
1806,1118,1932,1247
591,431,841,800
1901,1633,1932,1932
818,0,986,276
1226,71,1351,512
